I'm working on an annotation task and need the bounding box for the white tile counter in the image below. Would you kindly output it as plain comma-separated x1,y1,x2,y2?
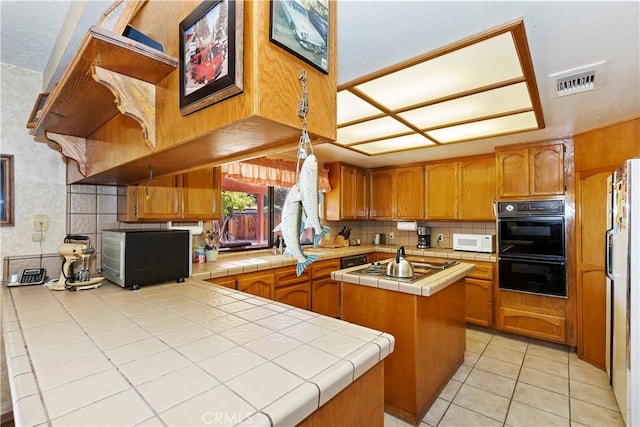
1,279,394,426
331,261,475,297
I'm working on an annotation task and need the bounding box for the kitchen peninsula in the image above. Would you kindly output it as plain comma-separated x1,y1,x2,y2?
2,278,393,426
333,260,475,425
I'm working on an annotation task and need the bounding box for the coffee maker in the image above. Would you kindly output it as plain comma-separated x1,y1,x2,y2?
417,226,431,249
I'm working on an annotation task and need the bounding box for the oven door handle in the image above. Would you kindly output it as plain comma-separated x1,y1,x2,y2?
605,228,615,281
499,256,565,266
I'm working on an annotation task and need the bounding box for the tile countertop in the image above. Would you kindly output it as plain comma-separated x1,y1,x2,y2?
331,261,475,297
190,244,496,281
1,279,394,427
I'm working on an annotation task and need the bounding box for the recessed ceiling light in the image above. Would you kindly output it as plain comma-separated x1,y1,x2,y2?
334,19,544,155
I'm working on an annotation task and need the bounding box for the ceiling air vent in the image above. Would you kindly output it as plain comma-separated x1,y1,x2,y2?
550,61,605,97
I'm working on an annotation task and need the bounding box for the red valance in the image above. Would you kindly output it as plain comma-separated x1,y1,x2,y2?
221,158,332,192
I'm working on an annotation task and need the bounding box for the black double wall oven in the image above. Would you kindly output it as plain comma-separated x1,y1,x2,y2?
497,200,567,298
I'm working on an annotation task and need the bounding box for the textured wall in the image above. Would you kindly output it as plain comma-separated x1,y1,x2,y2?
0,63,67,280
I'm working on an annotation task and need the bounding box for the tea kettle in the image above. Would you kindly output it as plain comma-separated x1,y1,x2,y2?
386,246,414,278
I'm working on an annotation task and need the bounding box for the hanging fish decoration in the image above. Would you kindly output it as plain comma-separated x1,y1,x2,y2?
273,183,318,276
299,153,329,247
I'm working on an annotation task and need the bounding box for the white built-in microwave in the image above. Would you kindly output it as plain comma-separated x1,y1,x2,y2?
453,233,495,253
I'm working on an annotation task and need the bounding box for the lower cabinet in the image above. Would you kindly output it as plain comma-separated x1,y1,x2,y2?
206,275,237,289
237,271,275,299
275,266,311,310
496,290,566,343
311,259,341,318
464,261,494,327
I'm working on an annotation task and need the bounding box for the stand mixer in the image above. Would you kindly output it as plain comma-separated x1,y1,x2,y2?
50,235,104,291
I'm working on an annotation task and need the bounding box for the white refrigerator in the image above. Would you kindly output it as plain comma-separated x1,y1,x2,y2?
606,158,639,427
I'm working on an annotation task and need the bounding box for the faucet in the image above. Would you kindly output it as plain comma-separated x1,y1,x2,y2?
277,236,284,255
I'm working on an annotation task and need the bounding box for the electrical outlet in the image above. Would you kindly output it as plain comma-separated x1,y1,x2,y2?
32,233,43,242
389,232,395,240
33,214,49,232
438,233,444,242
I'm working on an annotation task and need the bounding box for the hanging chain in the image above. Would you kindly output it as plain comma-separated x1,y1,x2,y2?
296,70,313,178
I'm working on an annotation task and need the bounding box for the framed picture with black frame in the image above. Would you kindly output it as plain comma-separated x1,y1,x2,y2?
269,0,329,74
179,0,244,116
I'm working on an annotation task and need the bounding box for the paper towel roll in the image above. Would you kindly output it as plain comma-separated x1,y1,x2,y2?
397,221,418,231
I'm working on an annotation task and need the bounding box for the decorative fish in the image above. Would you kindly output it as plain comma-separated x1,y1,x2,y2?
299,154,330,247
273,183,318,276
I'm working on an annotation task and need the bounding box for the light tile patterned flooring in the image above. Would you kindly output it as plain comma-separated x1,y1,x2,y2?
385,325,625,427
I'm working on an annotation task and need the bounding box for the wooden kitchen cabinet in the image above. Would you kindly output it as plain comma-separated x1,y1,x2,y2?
206,275,237,289
237,271,275,300
311,259,341,317
496,290,566,343
496,142,565,197
425,162,457,219
464,262,494,327
369,166,423,220
274,266,311,310
118,167,221,222
325,162,367,220
458,156,496,220
369,169,396,219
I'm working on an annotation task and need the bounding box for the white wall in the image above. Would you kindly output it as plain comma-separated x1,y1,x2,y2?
0,63,67,280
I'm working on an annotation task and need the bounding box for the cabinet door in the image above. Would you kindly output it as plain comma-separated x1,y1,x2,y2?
369,170,395,219
425,162,457,219
355,168,368,219
183,168,218,220
275,282,311,310
136,175,182,220
530,144,564,195
206,276,236,289
458,157,495,220
311,277,340,318
396,166,424,219
237,272,274,299
465,278,492,327
497,148,529,197
341,165,357,219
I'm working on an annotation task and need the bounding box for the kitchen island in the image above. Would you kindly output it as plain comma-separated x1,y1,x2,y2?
332,260,474,425
1,278,393,426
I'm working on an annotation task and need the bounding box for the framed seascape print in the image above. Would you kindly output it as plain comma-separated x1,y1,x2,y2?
26,93,49,129
269,0,329,74
1,155,14,227
179,0,244,116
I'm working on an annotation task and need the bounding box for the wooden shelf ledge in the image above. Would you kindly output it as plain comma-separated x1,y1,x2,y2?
32,25,176,145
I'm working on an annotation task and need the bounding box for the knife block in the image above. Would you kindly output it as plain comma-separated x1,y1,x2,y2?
334,235,349,247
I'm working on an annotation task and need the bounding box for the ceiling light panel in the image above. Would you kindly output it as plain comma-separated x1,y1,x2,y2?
336,116,413,145
398,82,533,129
427,111,539,143
337,91,383,124
351,134,435,155
354,32,523,110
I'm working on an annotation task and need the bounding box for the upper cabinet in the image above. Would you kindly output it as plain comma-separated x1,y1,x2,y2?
118,167,221,222
496,142,565,197
369,166,423,220
425,162,457,220
324,162,367,221
458,156,496,220
35,1,337,186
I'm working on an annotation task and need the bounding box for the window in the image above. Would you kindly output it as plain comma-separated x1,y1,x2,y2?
219,178,312,250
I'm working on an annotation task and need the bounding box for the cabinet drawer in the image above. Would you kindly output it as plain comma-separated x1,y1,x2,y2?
275,266,311,287
311,259,340,279
497,306,566,343
206,276,236,289
466,262,494,280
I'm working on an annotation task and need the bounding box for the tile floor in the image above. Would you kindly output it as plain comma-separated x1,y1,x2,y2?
385,325,625,427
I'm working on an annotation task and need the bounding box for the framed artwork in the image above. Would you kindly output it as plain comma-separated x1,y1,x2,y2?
269,0,329,74
26,93,49,129
1,155,14,227
179,0,244,116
